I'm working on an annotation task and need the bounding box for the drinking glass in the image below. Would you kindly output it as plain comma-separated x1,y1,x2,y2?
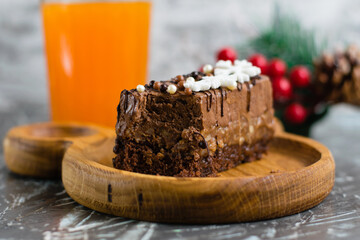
42,0,151,127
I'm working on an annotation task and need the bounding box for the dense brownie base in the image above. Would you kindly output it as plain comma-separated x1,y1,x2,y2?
113,138,271,177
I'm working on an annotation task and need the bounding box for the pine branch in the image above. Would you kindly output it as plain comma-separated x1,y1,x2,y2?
239,7,326,71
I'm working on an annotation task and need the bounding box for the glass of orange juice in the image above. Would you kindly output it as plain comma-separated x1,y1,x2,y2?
42,0,151,127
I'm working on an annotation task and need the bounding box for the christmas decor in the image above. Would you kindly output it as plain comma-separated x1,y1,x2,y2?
272,77,293,101
216,47,237,63
313,45,360,106
239,6,324,70
268,59,287,77
207,8,360,136
248,53,268,74
246,52,323,136
290,66,311,88
285,103,307,125
239,8,328,136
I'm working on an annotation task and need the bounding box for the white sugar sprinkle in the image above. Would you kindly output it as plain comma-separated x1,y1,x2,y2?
184,59,261,92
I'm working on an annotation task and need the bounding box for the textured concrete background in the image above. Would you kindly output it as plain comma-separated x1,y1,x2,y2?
1,0,360,110
1,0,360,137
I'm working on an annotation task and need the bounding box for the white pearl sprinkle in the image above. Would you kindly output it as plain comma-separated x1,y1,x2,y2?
136,84,145,93
203,64,213,74
167,84,177,94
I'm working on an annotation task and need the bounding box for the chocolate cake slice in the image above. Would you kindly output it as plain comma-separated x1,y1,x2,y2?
113,60,275,177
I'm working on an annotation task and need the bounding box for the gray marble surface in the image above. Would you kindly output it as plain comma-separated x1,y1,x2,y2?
2,0,360,239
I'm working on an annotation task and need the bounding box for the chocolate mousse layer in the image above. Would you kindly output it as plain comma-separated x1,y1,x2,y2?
113,73,275,177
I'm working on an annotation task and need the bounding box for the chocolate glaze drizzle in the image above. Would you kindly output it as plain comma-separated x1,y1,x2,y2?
237,82,243,91
204,91,213,112
220,88,228,117
220,88,224,117
125,73,262,120
251,75,260,86
245,82,251,112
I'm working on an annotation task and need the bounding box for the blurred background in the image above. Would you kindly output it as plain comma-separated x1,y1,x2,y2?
1,0,360,139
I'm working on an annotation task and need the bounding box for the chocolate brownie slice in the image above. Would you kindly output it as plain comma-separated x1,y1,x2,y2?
113,60,275,177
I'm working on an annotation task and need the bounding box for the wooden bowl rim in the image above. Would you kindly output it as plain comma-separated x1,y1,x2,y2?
65,132,334,182
62,130,335,223
5,122,105,142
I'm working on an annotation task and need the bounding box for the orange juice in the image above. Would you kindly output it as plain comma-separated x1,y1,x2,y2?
42,1,151,127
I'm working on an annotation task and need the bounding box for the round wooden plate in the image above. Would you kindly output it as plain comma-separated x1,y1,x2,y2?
3,122,335,223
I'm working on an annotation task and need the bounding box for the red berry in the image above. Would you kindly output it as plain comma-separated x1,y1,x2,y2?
216,47,237,63
285,103,307,124
290,66,311,88
248,53,268,75
268,58,287,77
272,77,293,101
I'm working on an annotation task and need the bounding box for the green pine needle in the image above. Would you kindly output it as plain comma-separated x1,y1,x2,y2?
240,6,326,71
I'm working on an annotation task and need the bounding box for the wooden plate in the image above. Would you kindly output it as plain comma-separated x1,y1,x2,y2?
3,122,335,224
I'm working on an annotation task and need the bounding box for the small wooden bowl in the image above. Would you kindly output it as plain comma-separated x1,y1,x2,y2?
3,122,113,178
3,122,335,223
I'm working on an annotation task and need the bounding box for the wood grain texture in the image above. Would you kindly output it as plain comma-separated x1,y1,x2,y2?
2,121,334,223
3,122,113,178
62,132,335,224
